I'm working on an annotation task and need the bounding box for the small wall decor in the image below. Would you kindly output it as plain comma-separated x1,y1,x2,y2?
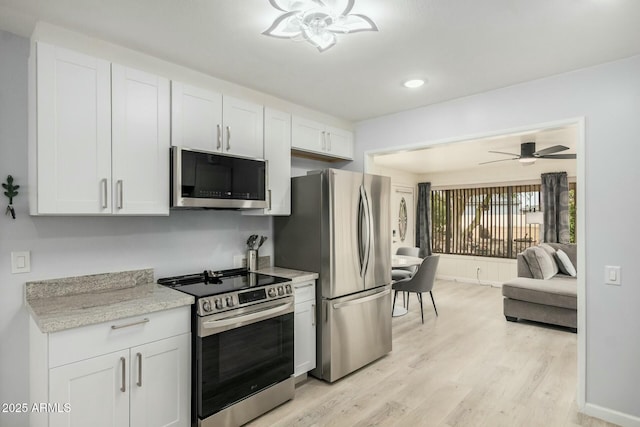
398,197,408,242
2,175,19,219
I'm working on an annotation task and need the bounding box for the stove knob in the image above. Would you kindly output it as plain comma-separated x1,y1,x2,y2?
214,298,224,310
202,300,212,312
277,286,284,296
225,296,234,307
268,288,277,298
285,284,292,294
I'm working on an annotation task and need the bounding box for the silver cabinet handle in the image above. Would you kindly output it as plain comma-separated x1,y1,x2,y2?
327,132,332,151
136,352,142,387
226,126,231,151
295,282,314,289
216,124,222,149
111,318,149,330
120,357,126,392
312,303,315,326
268,189,272,211
101,178,108,209
321,131,326,150
116,180,123,209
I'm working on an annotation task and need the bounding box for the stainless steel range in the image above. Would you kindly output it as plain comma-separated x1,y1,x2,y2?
158,268,294,427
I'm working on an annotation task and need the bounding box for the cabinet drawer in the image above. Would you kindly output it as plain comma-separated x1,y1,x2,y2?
49,306,190,368
294,281,315,303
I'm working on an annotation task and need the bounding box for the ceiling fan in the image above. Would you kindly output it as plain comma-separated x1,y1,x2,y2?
479,142,576,165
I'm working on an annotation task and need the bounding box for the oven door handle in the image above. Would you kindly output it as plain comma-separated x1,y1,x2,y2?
202,301,294,331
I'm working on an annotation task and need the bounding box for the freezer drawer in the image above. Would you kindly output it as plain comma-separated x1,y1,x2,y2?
321,285,392,382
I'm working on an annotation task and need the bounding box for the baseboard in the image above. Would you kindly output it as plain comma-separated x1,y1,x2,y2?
437,275,502,288
583,403,640,427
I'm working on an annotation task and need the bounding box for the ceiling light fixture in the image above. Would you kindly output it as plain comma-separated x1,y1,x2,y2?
262,0,378,52
518,157,537,164
403,79,425,89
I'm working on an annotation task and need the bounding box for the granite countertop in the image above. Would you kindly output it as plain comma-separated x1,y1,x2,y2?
255,266,318,283
26,269,194,333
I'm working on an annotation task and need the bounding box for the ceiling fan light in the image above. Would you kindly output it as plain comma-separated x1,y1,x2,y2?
263,0,377,52
519,157,536,164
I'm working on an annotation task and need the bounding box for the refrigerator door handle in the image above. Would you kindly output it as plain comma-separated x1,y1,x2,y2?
332,288,391,309
364,186,375,276
358,185,371,278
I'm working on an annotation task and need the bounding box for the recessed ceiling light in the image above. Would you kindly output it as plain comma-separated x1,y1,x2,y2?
403,79,425,89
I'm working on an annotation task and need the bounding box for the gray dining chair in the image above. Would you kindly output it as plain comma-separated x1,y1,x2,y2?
392,255,440,323
391,246,421,281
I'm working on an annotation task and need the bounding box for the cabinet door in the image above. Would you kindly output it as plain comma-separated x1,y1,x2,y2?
245,108,291,216
291,116,325,154
35,42,112,214
129,334,190,427
171,82,222,152
112,64,170,215
325,126,354,160
222,96,264,158
294,299,316,377
49,350,129,427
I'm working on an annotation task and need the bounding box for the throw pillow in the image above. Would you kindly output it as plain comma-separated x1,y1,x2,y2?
555,249,577,277
523,246,558,280
538,243,557,258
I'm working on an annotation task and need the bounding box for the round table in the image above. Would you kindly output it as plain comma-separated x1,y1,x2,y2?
391,255,423,317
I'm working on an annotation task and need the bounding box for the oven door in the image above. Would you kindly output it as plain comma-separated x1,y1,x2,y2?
196,299,294,420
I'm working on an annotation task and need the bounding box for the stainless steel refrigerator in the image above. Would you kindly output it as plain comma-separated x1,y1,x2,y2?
274,169,392,382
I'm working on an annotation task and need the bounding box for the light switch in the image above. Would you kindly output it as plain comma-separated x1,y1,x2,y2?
11,251,31,274
604,265,621,286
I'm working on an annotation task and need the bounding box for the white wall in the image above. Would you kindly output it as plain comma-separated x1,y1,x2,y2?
437,254,517,286
355,56,640,423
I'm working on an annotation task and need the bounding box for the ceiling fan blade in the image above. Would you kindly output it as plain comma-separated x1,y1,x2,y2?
533,145,569,156
488,150,520,157
479,158,518,165
538,154,577,159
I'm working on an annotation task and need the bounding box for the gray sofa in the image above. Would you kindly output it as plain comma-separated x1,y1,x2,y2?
502,243,577,332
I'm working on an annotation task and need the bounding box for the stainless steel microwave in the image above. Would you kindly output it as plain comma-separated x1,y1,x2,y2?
171,146,268,209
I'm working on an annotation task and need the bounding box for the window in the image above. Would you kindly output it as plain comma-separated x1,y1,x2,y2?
431,183,576,259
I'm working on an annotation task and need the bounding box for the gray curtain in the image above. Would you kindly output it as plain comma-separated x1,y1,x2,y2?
540,172,570,243
415,182,432,257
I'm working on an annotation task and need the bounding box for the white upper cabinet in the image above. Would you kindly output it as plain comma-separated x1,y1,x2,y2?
112,65,170,215
171,83,264,159
244,108,291,216
34,43,112,215
222,96,264,158
291,116,353,160
171,82,222,152
30,43,170,216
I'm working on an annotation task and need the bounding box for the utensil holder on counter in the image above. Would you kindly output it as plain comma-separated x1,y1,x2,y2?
247,250,258,271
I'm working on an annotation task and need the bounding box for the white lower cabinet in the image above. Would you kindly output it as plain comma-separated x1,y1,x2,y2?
49,349,130,427
294,281,316,377
31,307,191,427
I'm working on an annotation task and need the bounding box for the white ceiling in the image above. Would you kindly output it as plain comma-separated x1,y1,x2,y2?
373,125,577,175
1,1,640,121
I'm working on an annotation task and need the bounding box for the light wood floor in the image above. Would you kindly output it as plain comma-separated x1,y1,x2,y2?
248,280,617,427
